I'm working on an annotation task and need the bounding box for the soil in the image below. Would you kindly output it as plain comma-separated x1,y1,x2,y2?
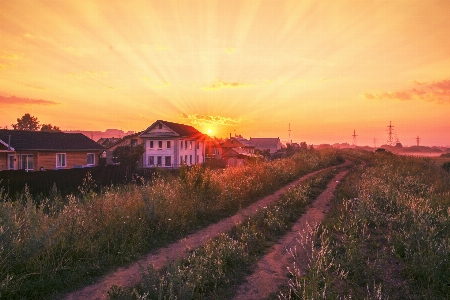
232,169,350,300
64,162,350,300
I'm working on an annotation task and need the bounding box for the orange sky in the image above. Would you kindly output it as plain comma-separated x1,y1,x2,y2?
1,0,449,146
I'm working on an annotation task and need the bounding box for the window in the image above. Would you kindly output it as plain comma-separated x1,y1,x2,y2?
197,142,199,149
185,155,188,165
158,123,162,129
7,154,15,170
158,141,163,149
189,141,192,149
86,153,95,166
165,156,171,167
20,154,33,171
56,153,66,168
197,155,199,164
180,140,183,148
148,156,154,166
167,141,171,148
150,141,154,148
180,156,183,164
157,156,162,166
185,141,187,149
189,155,192,165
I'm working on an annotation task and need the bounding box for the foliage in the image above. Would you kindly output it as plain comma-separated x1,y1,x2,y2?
0,149,343,299
112,144,145,169
281,151,450,299
107,168,337,299
442,161,450,172
40,123,61,132
11,113,40,131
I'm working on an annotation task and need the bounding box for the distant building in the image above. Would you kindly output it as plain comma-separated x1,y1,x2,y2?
249,137,282,154
64,129,135,141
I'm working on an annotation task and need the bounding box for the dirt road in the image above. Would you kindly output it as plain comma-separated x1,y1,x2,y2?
65,162,350,300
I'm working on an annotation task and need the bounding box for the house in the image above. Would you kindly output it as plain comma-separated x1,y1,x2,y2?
220,136,259,167
139,120,206,168
249,137,283,154
97,137,122,148
104,132,143,165
0,129,105,171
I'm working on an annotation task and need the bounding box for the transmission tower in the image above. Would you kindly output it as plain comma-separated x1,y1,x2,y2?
288,123,291,144
386,121,395,146
416,135,421,146
352,130,358,146
373,138,377,148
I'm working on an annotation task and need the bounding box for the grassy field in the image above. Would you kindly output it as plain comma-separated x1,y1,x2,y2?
278,149,450,299
0,149,343,299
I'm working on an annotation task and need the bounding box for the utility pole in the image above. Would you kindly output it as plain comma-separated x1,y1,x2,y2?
288,123,291,144
387,121,395,146
352,130,358,146
416,135,421,146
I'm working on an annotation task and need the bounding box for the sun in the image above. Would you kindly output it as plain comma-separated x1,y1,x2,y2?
207,129,212,134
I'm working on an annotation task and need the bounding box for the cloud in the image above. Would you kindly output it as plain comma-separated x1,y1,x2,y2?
202,80,254,91
141,77,170,89
0,95,60,106
0,62,13,69
0,51,20,60
225,47,237,54
68,71,108,78
178,113,243,127
362,79,450,104
24,84,46,90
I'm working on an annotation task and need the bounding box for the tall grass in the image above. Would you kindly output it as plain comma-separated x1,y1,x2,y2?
0,149,343,299
107,168,339,300
281,151,450,299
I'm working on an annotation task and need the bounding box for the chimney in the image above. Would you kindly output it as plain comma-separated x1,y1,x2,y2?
230,133,231,139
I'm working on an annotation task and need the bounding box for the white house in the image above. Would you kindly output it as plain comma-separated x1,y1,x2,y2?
140,120,206,168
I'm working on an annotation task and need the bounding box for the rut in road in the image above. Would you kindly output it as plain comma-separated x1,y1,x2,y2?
232,169,350,300
65,162,350,300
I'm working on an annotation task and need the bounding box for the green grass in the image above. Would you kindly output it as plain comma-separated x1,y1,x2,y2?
0,149,344,299
279,150,450,299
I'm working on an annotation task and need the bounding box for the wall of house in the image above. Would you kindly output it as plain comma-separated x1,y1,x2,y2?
34,151,102,170
143,138,204,168
0,153,8,170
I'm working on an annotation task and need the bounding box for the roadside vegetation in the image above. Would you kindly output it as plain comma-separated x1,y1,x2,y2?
280,150,450,299
0,149,343,299
106,167,340,299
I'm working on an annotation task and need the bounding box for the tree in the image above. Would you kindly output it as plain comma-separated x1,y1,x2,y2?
41,124,61,132
112,144,145,170
11,113,40,131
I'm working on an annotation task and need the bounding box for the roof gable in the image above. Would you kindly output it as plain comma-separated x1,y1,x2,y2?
0,129,105,151
140,120,203,139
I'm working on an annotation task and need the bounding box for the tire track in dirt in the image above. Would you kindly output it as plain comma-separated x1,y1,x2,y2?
232,169,350,300
64,162,350,300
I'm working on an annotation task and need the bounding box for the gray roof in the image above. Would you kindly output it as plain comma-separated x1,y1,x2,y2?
0,129,105,151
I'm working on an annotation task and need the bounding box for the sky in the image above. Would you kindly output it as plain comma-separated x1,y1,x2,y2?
1,0,450,147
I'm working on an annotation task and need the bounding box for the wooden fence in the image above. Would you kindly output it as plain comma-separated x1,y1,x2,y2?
0,164,131,198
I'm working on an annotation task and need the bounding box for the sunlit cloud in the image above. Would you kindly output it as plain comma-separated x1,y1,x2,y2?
0,51,20,60
178,113,243,127
63,47,88,57
362,79,450,104
225,47,237,54
24,83,46,90
201,80,254,91
0,63,14,69
141,77,170,89
0,95,60,106
68,71,108,78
